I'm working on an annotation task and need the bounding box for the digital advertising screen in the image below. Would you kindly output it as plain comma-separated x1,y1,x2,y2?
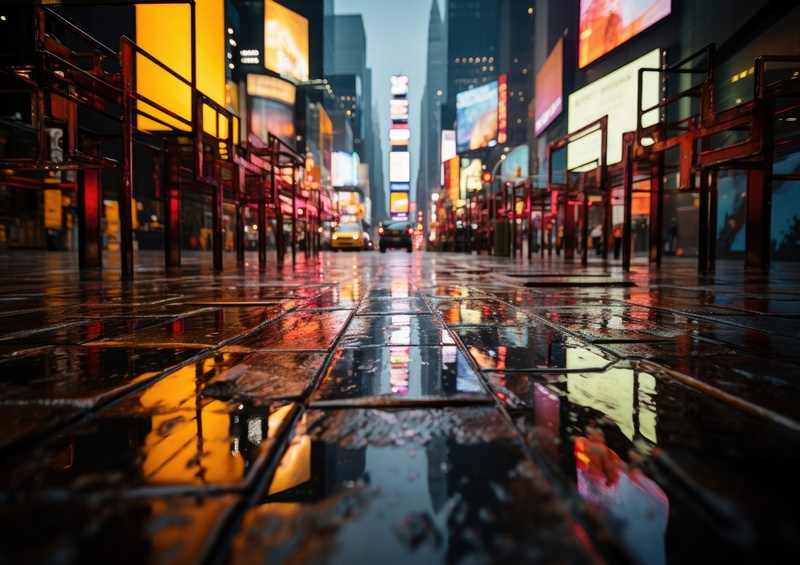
444,156,460,203
250,96,295,147
534,38,563,136
332,152,358,187
264,0,309,82
579,0,671,68
456,81,498,153
246,74,296,105
389,151,411,183
440,130,456,162
390,127,411,146
391,182,411,193
567,48,661,170
390,99,409,121
391,75,409,96
459,158,483,199
390,192,410,215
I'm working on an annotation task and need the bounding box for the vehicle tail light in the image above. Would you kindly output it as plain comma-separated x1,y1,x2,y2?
407,228,413,235
378,227,384,235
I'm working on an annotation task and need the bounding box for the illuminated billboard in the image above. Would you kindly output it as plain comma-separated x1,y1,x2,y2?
579,0,670,68
459,158,482,199
568,48,661,170
444,156,460,203
390,127,411,145
391,75,409,96
498,74,508,144
390,151,410,183
390,192,410,215
390,99,409,121
135,1,225,132
332,152,358,187
456,81,498,152
391,183,411,193
265,0,309,82
534,38,563,136
246,74,296,105
440,130,456,162
250,97,294,147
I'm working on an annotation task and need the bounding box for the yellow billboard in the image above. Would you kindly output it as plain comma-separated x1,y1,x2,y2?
135,0,225,133
264,0,309,83
390,192,410,215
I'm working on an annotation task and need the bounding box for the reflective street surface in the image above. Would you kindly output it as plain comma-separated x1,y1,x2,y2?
1,251,800,563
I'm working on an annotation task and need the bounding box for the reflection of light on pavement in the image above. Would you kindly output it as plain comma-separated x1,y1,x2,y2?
575,434,668,565
389,315,411,345
566,366,658,443
459,304,482,324
268,431,311,495
389,346,410,395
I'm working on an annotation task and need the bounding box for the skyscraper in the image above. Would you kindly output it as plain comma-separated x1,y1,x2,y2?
324,13,386,224
446,0,499,112
416,0,447,236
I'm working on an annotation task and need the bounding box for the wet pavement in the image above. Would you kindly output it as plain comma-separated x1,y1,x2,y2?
1,250,800,564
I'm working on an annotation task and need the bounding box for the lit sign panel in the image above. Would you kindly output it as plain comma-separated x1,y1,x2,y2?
135,1,225,132
568,48,660,170
390,192,410,214
534,38,563,136
440,130,456,162
444,156,460,203
389,151,410,183
250,97,294,147
498,74,508,144
391,75,409,96
332,152,358,187
391,182,411,192
459,158,482,199
390,99,409,121
246,74,296,105
456,81,498,153
579,0,670,68
390,127,411,145
265,0,309,82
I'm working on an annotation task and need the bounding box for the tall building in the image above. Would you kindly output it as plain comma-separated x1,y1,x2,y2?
446,0,499,112
324,13,386,224
416,0,447,236
498,0,535,147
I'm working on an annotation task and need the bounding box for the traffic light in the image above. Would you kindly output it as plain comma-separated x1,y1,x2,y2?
481,171,493,184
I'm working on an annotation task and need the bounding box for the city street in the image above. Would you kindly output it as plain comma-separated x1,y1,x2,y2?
0,250,798,563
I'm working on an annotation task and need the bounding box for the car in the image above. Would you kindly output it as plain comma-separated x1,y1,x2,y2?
378,221,413,253
330,222,366,251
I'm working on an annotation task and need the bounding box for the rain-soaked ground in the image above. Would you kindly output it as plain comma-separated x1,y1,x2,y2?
1,249,799,564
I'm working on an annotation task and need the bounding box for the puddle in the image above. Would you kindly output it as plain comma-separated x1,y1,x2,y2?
505,365,800,563
227,407,596,564
312,346,487,404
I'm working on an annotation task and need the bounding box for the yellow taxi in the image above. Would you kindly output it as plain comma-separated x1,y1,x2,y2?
330,222,366,251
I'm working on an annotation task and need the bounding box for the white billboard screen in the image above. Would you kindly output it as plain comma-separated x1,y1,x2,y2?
390,127,411,145
390,99,409,121
389,151,410,183
567,49,661,171
391,75,409,96
332,151,357,187
440,130,456,163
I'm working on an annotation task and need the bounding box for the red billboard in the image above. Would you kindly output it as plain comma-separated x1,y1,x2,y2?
534,38,564,136
579,0,670,68
498,74,508,144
